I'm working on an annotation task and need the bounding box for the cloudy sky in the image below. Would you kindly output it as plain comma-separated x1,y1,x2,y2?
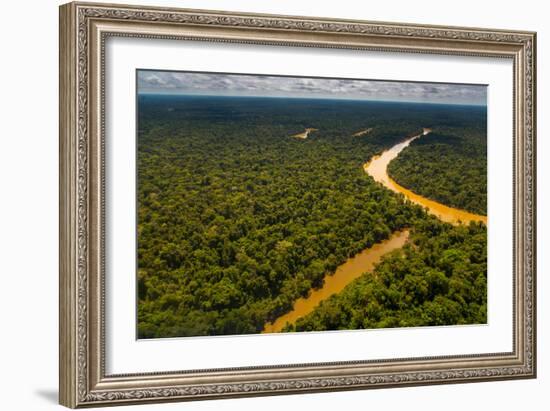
137,70,486,106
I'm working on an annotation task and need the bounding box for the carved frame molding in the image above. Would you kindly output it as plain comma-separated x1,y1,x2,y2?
59,2,536,408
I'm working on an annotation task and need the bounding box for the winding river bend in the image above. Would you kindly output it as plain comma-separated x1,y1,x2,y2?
364,128,487,225
263,128,487,333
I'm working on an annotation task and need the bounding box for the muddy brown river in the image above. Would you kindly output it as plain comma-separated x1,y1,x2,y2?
263,129,487,333
263,230,409,333
363,129,487,225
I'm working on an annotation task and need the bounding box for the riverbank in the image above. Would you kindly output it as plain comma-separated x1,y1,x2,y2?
263,229,409,333
264,128,486,333
352,127,373,137
363,129,487,225
292,128,318,139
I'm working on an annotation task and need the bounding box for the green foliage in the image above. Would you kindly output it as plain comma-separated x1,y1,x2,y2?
287,220,487,332
136,95,487,338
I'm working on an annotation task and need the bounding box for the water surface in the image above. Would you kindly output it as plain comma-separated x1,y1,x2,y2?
364,129,487,225
263,230,409,333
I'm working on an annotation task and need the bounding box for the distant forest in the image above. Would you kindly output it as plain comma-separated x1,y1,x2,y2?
136,95,487,338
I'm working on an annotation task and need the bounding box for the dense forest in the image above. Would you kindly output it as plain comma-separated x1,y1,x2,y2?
387,107,487,215
136,95,487,338
285,219,487,331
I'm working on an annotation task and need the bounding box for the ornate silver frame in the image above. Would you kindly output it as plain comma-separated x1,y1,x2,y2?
59,2,536,408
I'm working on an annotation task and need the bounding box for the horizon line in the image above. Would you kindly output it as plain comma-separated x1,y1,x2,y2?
137,92,487,107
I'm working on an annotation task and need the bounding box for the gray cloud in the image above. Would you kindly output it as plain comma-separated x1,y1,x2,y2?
137,70,486,105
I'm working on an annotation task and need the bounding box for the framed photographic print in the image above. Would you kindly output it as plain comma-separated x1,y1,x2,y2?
59,2,537,408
